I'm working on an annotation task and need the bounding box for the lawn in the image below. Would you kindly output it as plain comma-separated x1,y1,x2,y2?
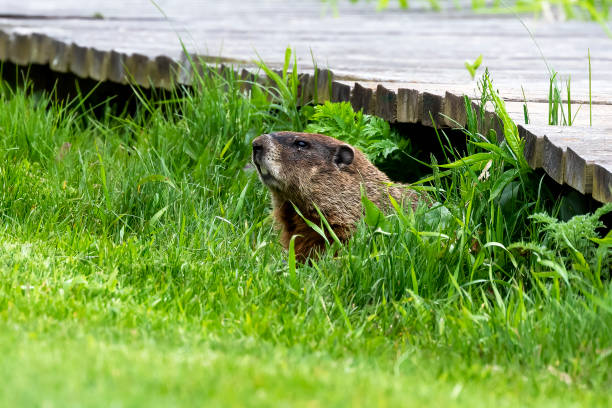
0,64,610,407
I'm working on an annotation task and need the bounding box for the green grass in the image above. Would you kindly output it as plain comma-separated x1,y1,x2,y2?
344,0,612,22
0,64,611,407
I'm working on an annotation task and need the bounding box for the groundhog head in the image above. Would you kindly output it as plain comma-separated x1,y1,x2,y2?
252,131,359,201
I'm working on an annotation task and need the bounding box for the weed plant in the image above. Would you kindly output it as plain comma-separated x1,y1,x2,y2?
0,60,611,406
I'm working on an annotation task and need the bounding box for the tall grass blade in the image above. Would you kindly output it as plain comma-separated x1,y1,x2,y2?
588,48,592,126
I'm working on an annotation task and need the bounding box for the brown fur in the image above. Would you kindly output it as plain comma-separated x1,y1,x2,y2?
252,131,421,260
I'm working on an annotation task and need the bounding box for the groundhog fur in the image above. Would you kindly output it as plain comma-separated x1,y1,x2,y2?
252,131,422,260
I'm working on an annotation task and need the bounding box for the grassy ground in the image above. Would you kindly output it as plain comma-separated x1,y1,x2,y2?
0,66,611,407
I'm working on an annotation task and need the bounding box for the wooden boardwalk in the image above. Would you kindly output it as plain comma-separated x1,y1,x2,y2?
0,0,611,202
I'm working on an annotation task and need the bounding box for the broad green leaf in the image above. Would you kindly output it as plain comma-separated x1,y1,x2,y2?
361,185,385,229
437,152,492,168
465,54,483,80
489,168,519,202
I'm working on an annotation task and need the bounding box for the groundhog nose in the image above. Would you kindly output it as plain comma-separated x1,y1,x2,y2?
252,138,265,162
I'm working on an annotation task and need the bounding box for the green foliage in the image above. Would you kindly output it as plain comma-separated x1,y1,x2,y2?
305,101,410,165
529,203,612,285
531,203,611,255
484,71,530,170
343,0,612,26
0,62,611,406
465,54,483,80
548,71,566,125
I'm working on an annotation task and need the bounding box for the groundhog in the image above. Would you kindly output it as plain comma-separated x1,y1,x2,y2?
252,131,421,260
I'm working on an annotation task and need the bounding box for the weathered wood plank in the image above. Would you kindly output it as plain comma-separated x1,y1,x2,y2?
350,82,374,115
0,30,8,61
331,80,351,103
565,147,592,195
519,126,544,170
315,68,332,104
108,50,125,83
89,47,110,82
69,43,89,78
593,164,612,203
397,88,421,123
421,92,444,127
9,33,32,66
441,91,467,128
375,84,397,123
520,124,612,196
541,135,566,184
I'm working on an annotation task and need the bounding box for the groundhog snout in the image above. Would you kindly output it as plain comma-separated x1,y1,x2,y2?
252,135,267,164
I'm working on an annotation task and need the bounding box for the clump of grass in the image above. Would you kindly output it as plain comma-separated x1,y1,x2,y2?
547,70,584,126
255,47,305,131
548,71,565,125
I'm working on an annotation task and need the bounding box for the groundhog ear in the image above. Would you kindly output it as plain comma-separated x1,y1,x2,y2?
334,145,354,168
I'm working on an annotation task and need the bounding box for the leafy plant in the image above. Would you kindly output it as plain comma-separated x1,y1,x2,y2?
530,203,612,279
305,100,410,165
465,54,483,80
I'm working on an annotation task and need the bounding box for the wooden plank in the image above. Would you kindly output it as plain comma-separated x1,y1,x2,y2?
520,124,612,196
421,92,443,127
9,33,32,66
69,43,89,78
593,164,612,203
30,33,51,65
565,147,592,195
331,80,351,103
541,135,566,184
124,53,151,87
441,91,467,128
519,126,544,170
108,50,125,83
315,68,332,104
49,39,71,73
350,82,374,115
397,88,421,123
0,30,8,61
89,47,110,82
375,84,397,123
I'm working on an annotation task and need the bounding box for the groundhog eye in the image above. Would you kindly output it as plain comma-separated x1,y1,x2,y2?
295,140,309,148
